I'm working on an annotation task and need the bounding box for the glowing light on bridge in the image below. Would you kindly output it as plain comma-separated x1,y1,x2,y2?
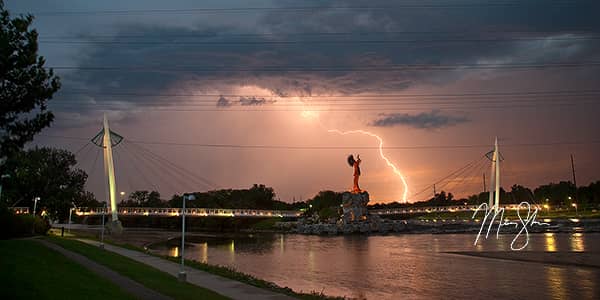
327,129,409,203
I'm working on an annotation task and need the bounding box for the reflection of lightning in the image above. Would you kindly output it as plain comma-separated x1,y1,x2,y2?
327,129,409,203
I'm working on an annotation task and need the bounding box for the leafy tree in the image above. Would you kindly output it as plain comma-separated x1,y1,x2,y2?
120,190,167,207
534,181,576,206
307,190,342,212
1,147,89,222
0,2,60,161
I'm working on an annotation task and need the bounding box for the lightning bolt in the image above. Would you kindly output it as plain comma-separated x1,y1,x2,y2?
327,129,409,203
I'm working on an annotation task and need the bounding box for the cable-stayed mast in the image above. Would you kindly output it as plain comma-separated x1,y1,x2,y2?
92,114,124,233
485,137,503,211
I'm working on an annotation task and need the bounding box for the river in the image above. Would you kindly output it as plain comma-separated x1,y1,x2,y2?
149,233,600,299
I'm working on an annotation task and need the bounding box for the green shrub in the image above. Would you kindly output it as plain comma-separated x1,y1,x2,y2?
0,207,50,239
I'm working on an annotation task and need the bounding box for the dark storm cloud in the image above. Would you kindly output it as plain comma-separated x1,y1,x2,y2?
216,95,233,107
216,96,275,107
53,0,600,115
239,96,274,106
370,110,469,129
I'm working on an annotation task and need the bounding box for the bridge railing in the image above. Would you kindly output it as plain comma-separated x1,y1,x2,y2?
75,203,537,217
75,207,303,218
370,203,542,215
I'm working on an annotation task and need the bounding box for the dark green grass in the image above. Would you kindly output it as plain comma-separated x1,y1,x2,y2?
0,239,135,300
46,237,228,300
54,233,342,300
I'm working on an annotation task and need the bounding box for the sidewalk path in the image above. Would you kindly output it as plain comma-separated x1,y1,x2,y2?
35,239,171,300
77,239,294,300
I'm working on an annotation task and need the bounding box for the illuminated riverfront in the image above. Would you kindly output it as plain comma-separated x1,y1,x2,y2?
2,1,600,299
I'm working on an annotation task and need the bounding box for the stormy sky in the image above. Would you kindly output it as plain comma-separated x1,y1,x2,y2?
7,0,600,203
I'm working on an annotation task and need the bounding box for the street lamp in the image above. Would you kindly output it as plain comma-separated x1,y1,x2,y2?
33,197,41,215
0,174,10,202
68,202,77,233
100,202,106,249
571,203,578,216
179,193,195,282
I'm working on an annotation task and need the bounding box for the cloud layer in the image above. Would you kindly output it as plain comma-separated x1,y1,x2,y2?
370,110,469,129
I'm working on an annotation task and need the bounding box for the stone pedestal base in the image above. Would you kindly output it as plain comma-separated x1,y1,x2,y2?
106,220,123,235
341,191,370,224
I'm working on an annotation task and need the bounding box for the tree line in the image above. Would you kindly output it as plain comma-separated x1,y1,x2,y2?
369,181,600,209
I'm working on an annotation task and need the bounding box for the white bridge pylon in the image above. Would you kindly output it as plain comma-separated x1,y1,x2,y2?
486,137,503,211
91,114,124,222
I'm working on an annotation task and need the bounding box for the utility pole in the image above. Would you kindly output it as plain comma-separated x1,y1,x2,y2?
571,154,578,208
433,184,437,197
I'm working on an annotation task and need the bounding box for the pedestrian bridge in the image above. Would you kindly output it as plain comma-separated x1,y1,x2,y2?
74,207,303,218
14,203,535,219
370,203,540,215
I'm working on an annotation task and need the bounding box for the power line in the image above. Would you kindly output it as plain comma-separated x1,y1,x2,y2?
38,36,600,45
48,98,600,106
37,134,600,150
53,89,600,99
48,62,600,72
45,101,600,112
25,2,594,16
38,30,600,40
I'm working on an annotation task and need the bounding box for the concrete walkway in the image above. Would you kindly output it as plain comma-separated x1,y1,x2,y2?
77,239,294,300
35,239,171,300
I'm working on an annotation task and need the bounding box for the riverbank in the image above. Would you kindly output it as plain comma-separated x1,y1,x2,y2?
448,251,600,269
50,230,343,300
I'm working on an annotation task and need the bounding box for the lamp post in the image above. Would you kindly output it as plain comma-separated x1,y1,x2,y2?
100,202,106,249
0,174,10,202
179,193,195,282
33,197,40,215
68,202,77,233
572,203,578,216
31,196,41,234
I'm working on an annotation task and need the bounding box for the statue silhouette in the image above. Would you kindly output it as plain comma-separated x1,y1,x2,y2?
347,154,362,193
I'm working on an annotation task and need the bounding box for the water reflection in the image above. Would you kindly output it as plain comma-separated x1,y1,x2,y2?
571,233,585,252
545,233,557,252
170,246,179,257
198,242,208,263
546,266,567,299
149,233,600,299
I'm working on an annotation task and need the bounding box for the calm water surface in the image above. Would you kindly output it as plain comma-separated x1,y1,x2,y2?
151,233,600,299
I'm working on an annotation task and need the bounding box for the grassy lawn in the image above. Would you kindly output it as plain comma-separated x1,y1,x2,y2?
0,239,135,300
50,233,340,300
46,237,228,300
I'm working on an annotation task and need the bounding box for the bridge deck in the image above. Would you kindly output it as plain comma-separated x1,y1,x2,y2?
11,203,538,218
75,207,303,218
